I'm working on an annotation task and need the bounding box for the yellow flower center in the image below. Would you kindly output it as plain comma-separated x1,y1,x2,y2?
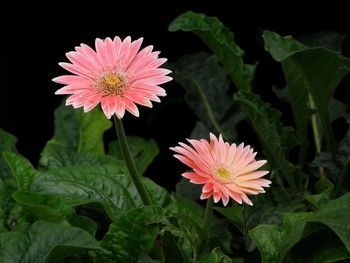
216,167,231,178
96,73,128,95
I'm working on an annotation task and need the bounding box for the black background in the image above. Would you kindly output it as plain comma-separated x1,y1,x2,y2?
1,3,349,190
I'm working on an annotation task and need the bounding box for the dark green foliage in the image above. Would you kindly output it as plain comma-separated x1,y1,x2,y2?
0,10,349,263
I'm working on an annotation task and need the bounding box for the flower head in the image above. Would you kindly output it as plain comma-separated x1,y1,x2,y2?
170,133,271,206
53,36,172,119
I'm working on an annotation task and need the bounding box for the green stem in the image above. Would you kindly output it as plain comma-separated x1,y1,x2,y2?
309,94,326,178
113,116,152,206
191,78,228,140
202,197,214,249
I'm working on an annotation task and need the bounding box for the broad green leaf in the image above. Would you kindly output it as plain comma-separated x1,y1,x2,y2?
214,206,243,233
329,97,348,122
2,152,39,191
209,219,232,254
311,117,350,194
31,165,135,219
194,247,232,263
249,192,350,263
97,206,162,262
108,136,159,175
12,191,96,235
76,107,112,154
30,165,169,220
305,177,334,209
53,101,112,154
0,129,17,179
169,11,255,91
175,177,202,201
285,228,350,263
263,30,350,153
39,140,123,170
234,91,300,191
164,193,205,259
137,253,161,263
242,190,304,252
162,231,189,263
0,220,101,263
0,180,19,232
173,53,244,141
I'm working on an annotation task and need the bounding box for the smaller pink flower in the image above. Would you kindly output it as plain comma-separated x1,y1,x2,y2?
53,36,172,119
170,133,271,206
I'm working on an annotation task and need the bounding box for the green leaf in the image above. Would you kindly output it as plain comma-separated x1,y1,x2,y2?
164,193,205,259
234,91,300,191
249,192,350,263
263,30,350,153
0,220,101,263
76,107,112,154
12,191,97,235
0,129,18,179
2,152,39,191
98,206,162,262
176,177,202,201
162,231,189,263
39,140,123,170
305,177,334,209
214,206,243,233
243,190,304,252
194,247,232,263
169,11,255,91
0,180,19,232
137,253,161,263
311,117,350,194
53,100,112,154
285,228,350,263
173,53,245,141
208,219,232,254
108,136,159,175
31,165,134,219
30,165,169,220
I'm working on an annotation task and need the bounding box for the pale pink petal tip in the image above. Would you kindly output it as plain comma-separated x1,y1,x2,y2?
54,36,171,118
171,133,270,206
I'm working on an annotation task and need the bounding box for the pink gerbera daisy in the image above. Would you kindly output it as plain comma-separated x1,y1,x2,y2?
170,133,271,206
53,36,172,118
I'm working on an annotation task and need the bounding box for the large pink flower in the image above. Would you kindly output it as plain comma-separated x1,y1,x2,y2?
170,133,271,206
53,36,172,119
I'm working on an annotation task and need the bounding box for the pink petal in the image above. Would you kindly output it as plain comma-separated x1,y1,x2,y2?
53,75,91,85
133,83,166,96
202,182,214,193
236,171,269,181
123,98,140,117
95,38,108,70
101,96,117,119
59,62,95,80
213,191,221,203
115,97,126,119
123,37,143,69
235,160,267,175
124,93,153,108
104,37,117,69
120,36,132,68
76,44,102,70
200,191,213,200
83,93,103,112
66,51,99,72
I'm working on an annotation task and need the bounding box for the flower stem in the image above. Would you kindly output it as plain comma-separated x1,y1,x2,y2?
191,77,228,141
309,93,326,178
113,116,152,206
202,196,214,249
